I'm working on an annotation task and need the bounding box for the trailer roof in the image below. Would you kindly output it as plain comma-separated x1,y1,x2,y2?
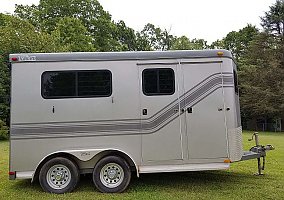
9,49,233,63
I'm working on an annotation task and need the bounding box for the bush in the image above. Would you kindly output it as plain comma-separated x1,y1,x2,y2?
0,119,9,140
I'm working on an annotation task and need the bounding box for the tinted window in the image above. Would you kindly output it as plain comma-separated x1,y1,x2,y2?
143,68,175,95
233,70,239,95
42,70,112,98
78,71,111,96
42,72,76,98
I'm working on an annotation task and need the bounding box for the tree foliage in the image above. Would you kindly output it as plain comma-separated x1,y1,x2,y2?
212,24,259,61
136,23,174,51
15,0,123,51
115,20,137,51
52,17,95,52
261,0,284,37
239,33,284,119
239,1,284,125
171,36,208,50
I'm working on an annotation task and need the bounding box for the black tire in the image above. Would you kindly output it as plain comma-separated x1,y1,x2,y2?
93,156,131,193
39,157,80,194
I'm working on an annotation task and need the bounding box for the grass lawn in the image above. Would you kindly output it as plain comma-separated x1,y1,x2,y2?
0,131,283,200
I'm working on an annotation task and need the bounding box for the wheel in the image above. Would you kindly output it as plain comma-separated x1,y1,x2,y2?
93,156,131,193
39,157,79,194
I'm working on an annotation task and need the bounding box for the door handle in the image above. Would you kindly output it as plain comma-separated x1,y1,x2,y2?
218,108,223,111
187,107,193,113
142,109,147,115
181,108,185,113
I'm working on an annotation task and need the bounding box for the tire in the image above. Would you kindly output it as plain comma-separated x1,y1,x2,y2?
93,156,131,193
39,157,80,194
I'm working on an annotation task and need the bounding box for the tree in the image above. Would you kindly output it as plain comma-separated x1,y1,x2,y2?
222,24,259,61
115,20,137,51
0,14,68,56
239,33,284,123
171,36,208,50
261,0,284,37
240,1,284,120
15,0,110,32
14,4,40,28
171,36,192,50
210,39,224,49
52,17,95,52
261,0,284,65
0,56,9,125
137,23,174,51
190,39,208,49
15,0,122,51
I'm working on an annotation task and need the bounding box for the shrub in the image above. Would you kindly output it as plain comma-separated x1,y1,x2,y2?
0,119,9,140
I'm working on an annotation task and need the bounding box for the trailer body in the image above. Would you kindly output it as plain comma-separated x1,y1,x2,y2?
9,50,243,192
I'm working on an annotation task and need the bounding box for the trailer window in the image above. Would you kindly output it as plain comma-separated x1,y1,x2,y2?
233,70,239,95
42,70,112,98
142,68,175,96
78,71,111,96
42,72,76,98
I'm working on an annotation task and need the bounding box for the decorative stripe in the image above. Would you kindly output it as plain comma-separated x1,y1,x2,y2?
11,73,234,140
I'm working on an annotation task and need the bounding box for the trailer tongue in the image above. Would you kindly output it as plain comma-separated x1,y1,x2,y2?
240,132,274,175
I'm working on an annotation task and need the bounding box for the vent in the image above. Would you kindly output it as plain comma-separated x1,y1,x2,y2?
228,126,243,162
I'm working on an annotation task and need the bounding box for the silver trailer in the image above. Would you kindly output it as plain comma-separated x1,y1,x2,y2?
9,50,273,193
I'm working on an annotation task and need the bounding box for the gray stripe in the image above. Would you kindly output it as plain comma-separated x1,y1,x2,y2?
144,78,233,132
143,76,225,129
11,74,234,139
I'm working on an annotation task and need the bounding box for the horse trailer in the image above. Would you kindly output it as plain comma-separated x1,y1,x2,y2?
9,50,273,193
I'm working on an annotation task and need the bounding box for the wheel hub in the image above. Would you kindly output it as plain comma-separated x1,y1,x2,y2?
55,171,65,181
46,164,71,189
100,163,124,188
107,169,117,179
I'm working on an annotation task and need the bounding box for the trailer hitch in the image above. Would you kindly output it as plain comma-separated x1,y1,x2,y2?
245,132,274,175
248,132,275,175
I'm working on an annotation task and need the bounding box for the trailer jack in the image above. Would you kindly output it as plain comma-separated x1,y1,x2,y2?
241,132,274,175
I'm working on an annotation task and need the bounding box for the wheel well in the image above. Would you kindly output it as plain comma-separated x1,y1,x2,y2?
33,152,79,182
94,150,138,175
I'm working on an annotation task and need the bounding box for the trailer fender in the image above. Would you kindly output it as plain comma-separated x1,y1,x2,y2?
33,148,139,181
65,148,139,177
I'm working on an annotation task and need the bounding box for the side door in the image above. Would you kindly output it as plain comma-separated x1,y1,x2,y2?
139,63,184,162
180,60,228,160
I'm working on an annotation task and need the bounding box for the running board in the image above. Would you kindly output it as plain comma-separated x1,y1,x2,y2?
139,163,230,173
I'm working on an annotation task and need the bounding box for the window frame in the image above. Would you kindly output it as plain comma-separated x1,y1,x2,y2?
142,68,175,96
41,69,112,99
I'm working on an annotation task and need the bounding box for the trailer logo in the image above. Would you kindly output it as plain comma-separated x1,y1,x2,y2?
81,152,91,157
18,55,37,61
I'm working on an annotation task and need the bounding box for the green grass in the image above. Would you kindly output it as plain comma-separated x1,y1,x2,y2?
1,131,283,200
